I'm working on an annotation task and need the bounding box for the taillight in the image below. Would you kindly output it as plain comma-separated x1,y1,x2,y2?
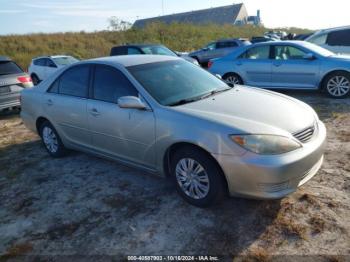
208,61,213,68
17,76,32,83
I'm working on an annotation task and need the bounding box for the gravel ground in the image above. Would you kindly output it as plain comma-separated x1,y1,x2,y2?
0,91,349,262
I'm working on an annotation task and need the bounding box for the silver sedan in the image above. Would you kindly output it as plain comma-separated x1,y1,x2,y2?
21,55,326,207
209,41,350,98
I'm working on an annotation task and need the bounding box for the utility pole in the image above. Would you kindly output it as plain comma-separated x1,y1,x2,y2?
162,0,164,15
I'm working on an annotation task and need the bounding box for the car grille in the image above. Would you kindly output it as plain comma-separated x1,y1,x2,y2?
293,125,316,143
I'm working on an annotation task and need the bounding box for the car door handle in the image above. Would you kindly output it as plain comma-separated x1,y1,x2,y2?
89,108,100,116
236,61,242,66
273,63,282,67
46,99,53,106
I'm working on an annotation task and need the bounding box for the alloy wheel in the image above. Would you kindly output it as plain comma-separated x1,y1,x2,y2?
327,76,350,97
175,158,210,200
42,126,59,153
225,75,241,85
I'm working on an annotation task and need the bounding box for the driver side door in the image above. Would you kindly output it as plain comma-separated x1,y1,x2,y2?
87,64,156,169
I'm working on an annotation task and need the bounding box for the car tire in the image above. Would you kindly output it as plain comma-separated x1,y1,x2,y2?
170,146,226,207
223,73,243,86
323,71,350,99
31,74,40,86
39,121,67,157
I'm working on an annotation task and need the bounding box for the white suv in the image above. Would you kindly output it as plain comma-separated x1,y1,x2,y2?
28,55,79,85
306,26,350,55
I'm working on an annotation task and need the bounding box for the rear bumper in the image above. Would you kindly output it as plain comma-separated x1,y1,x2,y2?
0,93,21,110
213,121,327,199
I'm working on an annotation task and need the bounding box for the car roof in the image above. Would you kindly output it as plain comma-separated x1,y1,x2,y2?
33,55,72,60
0,56,11,62
88,55,180,67
113,44,163,48
315,25,350,34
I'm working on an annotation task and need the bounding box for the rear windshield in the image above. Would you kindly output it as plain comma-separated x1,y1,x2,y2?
52,56,79,66
0,61,23,75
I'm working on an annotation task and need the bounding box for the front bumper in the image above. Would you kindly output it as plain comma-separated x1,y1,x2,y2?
213,120,327,199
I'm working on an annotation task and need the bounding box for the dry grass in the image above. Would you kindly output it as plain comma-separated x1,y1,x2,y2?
309,216,326,234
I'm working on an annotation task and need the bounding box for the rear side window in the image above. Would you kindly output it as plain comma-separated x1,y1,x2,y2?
216,41,238,49
93,65,138,103
240,45,270,59
110,47,126,56
59,65,90,97
33,58,46,66
0,61,23,75
327,29,350,46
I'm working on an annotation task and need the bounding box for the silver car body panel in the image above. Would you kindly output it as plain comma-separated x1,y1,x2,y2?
209,41,350,90
21,55,326,199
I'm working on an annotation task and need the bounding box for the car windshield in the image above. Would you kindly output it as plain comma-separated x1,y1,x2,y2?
302,42,334,57
141,46,177,57
0,61,23,75
128,60,229,106
52,56,79,66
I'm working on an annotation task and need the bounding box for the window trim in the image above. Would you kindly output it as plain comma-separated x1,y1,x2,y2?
90,64,139,104
46,64,91,98
272,45,308,60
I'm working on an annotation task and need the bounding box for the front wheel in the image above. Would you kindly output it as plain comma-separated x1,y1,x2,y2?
39,121,67,157
170,147,226,207
323,72,350,98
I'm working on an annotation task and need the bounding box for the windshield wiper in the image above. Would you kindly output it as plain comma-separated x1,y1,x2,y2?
168,86,233,107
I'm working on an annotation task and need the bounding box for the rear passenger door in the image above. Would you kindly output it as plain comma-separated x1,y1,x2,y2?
43,65,91,147
236,45,272,87
87,64,156,169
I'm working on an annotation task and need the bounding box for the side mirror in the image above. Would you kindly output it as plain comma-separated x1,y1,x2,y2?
118,96,147,110
303,53,315,60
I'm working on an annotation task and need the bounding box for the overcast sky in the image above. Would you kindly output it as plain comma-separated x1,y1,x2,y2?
0,0,349,35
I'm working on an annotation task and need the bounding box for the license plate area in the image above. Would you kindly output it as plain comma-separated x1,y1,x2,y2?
0,86,11,94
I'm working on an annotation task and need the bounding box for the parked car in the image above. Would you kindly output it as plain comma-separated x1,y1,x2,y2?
110,44,199,66
251,36,277,44
209,41,350,98
21,55,326,207
188,39,251,66
29,55,79,85
305,26,350,55
0,56,33,111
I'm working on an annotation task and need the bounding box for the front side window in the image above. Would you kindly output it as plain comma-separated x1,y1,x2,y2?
128,60,228,106
205,42,216,50
274,45,307,60
59,65,90,97
93,65,138,103
47,59,57,68
141,46,176,56
217,41,238,49
241,45,270,59
327,29,350,46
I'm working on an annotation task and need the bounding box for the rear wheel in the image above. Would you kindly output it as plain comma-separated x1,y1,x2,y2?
323,72,350,98
39,121,67,157
170,146,226,207
223,73,243,86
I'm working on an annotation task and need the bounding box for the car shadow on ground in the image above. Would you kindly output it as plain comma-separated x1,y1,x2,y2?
0,137,282,257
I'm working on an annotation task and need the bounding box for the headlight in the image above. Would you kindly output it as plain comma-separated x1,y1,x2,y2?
230,135,302,155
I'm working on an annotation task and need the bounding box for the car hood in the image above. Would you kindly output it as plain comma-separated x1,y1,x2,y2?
173,86,316,135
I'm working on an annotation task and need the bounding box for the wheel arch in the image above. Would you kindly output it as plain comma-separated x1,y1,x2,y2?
162,142,229,193
35,116,50,134
222,72,244,84
319,69,350,90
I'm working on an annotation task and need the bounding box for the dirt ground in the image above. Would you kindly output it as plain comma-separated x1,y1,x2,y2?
0,91,349,262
